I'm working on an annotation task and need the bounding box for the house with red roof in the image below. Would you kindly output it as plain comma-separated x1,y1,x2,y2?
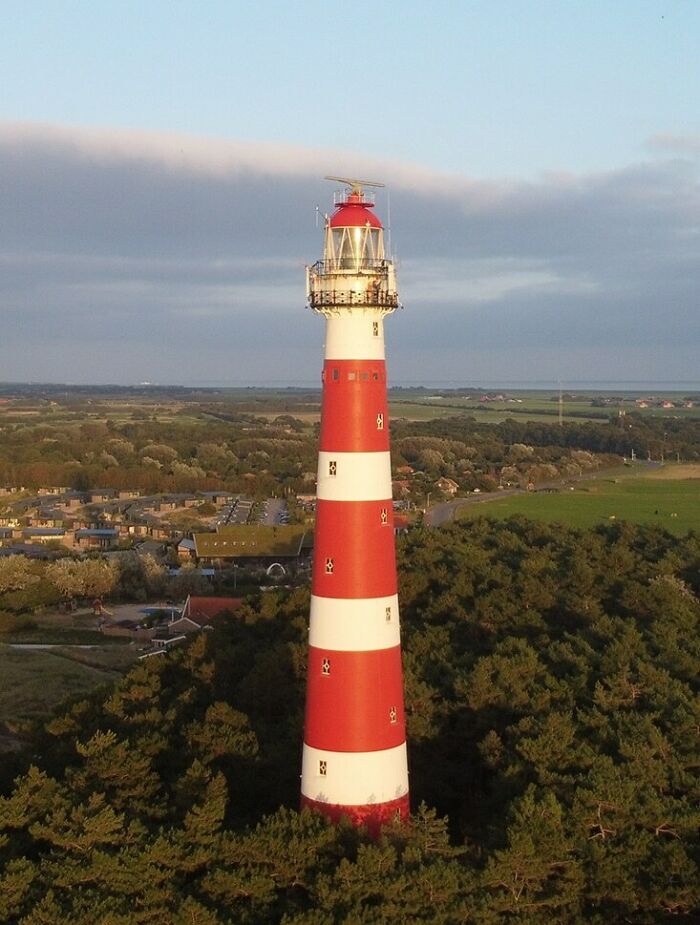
167,595,243,636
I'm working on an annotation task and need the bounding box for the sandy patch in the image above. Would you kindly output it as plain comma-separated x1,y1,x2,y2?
647,464,700,480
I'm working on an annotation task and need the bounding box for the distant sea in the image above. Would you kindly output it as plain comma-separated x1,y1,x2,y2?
174,379,700,392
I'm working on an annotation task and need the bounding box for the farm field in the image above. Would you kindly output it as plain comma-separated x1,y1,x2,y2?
456,465,700,535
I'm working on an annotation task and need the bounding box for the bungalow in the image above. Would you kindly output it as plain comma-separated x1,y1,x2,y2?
52,492,85,510
199,491,236,506
28,509,69,528
22,527,69,545
90,489,117,503
75,528,119,550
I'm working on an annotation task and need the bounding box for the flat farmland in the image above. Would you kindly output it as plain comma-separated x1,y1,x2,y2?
456,465,700,535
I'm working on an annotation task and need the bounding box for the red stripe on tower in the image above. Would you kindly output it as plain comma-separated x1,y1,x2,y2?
301,178,409,834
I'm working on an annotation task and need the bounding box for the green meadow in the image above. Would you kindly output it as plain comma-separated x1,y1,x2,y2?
457,468,700,535
0,644,137,725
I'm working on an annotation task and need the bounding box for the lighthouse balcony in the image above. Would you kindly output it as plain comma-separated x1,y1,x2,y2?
308,289,399,310
311,258,390,274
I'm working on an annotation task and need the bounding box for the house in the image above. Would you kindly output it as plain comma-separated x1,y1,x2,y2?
166,595,242,636
75,528,119,550
22,527,69,545
199,491,236,506
28,509,70,529
177,537,196,560
90,489,117,503
435,477,459,496
52,492,85,510
135,539,167,559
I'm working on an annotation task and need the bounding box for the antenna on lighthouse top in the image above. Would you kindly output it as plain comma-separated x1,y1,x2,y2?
324,175,385,192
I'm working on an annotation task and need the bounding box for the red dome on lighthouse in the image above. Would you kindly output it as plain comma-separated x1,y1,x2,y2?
329,191,383,229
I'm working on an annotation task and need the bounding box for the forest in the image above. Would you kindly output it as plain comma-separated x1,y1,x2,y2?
1,516,699,923
2,390,687,499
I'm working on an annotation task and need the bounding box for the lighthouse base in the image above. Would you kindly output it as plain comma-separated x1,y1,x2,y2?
301,793,410,837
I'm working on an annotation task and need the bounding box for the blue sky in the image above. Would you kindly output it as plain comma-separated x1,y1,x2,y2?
1,1,699,385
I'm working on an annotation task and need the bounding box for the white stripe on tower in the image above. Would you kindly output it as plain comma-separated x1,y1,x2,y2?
301,744,408,805
316,450,392,501
308,594,400,651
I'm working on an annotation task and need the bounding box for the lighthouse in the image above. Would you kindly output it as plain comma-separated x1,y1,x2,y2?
300,177,409,831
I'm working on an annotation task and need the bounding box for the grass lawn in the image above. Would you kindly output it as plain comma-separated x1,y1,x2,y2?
0,643,137,724
457,469,700,535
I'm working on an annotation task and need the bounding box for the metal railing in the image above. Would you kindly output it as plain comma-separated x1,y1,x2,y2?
308,290,399,309
333,190,376,206
310,258,389,274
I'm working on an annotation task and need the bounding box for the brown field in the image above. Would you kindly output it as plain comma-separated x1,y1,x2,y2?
645,464,700,480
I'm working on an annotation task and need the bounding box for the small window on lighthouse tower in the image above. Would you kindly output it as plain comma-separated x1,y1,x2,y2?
321,657,331,676
372,321,379,337
385,605,392,622
376,413,384,430
389,706,398,724
319,760,327,776
328,460,337,477
380,508,388,525
325,557,334,575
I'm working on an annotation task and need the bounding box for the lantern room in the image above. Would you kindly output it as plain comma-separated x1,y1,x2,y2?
324,183,386,269
306,177,399,315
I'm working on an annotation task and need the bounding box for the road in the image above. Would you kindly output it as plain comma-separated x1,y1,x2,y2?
425,489,521,526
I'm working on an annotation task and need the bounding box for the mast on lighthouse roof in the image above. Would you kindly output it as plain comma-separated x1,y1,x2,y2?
301,179,409,834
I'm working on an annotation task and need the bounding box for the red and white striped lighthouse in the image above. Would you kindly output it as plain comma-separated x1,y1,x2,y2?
301,177,409,832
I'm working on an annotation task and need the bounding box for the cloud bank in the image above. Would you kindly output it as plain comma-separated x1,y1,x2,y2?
1,122,698,385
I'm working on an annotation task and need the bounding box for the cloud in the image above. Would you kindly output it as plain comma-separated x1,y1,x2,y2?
1,121,699,384
647,133,700,157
